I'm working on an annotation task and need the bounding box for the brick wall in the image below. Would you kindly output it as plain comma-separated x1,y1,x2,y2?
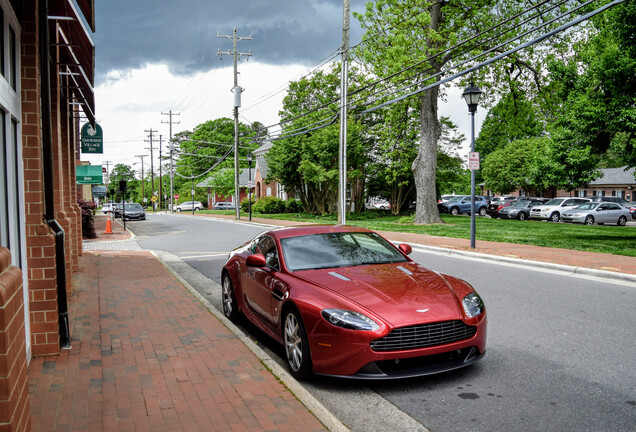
0,248,31,432
21,0,61,357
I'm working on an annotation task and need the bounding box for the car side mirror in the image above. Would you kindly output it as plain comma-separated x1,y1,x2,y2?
246,253,267,267
399,244,412,255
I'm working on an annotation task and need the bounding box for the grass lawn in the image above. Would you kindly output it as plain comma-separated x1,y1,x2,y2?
202,209,636,257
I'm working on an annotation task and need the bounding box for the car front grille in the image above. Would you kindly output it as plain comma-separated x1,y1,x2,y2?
370,320,477,352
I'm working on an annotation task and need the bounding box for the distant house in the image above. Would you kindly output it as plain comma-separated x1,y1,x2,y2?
197,168,255,207
253,142,292,200
570,166,636,201
482,166,636,200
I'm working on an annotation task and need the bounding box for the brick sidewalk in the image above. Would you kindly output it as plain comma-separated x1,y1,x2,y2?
28,251,326,432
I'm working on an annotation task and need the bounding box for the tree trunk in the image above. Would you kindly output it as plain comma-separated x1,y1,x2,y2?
413,87,443,224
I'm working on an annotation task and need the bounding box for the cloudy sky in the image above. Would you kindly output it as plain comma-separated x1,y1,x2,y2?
84,0,484,171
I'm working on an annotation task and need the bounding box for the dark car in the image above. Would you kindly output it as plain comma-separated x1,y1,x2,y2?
438,195,488,216
487,197,548,218
588,196,630,208
629,201,636,220
113,203,123,218
497,200,546,221
122,203,146,221
221,225,486,380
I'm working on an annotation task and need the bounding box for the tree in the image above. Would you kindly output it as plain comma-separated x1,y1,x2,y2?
202,168,240,200
354,1,593,223
267,65,370,214
547,1,636,170
108,163,137,202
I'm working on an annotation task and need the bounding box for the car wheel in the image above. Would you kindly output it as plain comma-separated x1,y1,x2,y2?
517,212,526,221
478,207,487,216
450,207,459,216
221,273,239,322
617,215,627,226
283,308,312,380
584,215,594,225
177,208,182,212
549,212,560,223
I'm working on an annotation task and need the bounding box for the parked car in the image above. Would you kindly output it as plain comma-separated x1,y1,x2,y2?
438,195,489,216
438,194,456,203
529,197,591,222
213,202,235,210
221,225,486,380
122,203,146,221
101,203,113,214
486,197,547,218
176,201,203,212
562,202,629,226
497,199,546,221
588,196,630,208
629,201,636,220
113,203,123,218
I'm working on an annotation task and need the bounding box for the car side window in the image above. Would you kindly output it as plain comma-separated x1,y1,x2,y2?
564,199,575,206
257,236,279,270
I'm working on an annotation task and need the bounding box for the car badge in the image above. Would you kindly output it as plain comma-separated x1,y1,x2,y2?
416,308,430,313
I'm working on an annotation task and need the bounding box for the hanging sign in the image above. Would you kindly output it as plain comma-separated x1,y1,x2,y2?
81,123,104,153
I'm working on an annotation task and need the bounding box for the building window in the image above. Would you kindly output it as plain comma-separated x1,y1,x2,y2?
266,186,272,197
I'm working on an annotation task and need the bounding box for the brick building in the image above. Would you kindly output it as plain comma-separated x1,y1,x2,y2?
0,1,95,430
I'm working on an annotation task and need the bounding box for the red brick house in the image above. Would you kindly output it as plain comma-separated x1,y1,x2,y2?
0,1,95,430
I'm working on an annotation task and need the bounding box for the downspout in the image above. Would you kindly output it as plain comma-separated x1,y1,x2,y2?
39,0,71,349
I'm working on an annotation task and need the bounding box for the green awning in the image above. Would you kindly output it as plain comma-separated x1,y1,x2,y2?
76,165,103,184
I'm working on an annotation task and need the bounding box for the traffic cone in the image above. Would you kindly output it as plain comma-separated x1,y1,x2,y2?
103,212,113,234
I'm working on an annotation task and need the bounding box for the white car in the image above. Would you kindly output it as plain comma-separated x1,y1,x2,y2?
176,201,203,212
562,202,630,226
529,197,591,222
101,203,114,214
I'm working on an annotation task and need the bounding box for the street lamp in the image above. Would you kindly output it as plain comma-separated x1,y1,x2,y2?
246,152,253,221
462,83,482,249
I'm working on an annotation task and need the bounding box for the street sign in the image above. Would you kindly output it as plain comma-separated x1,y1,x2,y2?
468,152,480,170
80,123,104,153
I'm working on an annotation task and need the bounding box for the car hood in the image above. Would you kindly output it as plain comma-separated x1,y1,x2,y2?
295,262,463,326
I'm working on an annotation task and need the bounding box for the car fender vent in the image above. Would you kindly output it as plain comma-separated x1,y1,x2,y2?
328,272,350,281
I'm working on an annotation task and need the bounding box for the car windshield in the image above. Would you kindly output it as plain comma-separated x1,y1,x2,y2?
544,198,565,205
280,232,408,271
126,203,143,210
448,196,464,202
511,200,529,207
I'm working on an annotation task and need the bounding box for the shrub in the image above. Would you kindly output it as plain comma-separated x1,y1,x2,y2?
240,197,255,213
253,196,286,214
77,199,97,239
285,199,303,213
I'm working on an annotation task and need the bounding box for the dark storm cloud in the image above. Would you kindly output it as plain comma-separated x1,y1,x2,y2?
94,0,367,83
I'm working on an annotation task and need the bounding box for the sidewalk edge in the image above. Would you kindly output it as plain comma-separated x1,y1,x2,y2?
402,243,636,284
150,250,349,432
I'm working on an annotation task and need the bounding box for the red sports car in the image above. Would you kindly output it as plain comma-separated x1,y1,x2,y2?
221,225,487,380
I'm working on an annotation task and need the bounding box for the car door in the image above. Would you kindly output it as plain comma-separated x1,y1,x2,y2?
599,203,620,223
242,235,284,329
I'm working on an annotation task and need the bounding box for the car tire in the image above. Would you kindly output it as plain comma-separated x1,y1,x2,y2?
222,273,239,322
283,308,312,380
478,207,487,216
177,208,182,212
617,215,627,226
549,212,560,223
584,215,594,225
517,212,526,221
450,207,459,216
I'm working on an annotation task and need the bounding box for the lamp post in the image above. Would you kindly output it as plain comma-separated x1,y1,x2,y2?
462,83,482,249
246,152,253,221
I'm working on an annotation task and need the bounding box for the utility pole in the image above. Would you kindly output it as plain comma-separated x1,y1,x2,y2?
338,0,350,225
103,160,113,203
218,28,252,220
162,110,180,213
135,154,148,205
159,135,163,211
144,128,158,210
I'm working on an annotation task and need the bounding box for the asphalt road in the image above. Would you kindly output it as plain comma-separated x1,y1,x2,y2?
129,213,636,432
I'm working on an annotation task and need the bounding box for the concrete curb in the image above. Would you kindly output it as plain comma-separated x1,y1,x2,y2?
151,250,350,432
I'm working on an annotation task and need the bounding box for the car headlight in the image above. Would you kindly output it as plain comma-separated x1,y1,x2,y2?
321,309,379,331
462,292,484,318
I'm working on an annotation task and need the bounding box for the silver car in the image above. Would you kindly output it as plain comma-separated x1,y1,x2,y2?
562,202,629,226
